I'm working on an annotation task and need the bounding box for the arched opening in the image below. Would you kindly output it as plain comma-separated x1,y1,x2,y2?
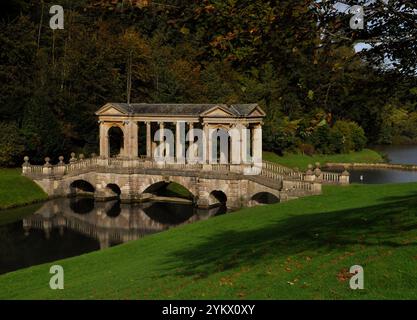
108,126,124,157
209,190,227,207
143,181,194,200
251,192,280,205
105,183,121,200
70,180,95,197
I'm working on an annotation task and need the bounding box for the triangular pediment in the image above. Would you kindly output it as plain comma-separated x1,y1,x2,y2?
95,103,128,116
247,105,266,117
201,105,235,117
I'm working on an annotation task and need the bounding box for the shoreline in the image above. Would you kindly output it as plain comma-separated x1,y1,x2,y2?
325,162,417,171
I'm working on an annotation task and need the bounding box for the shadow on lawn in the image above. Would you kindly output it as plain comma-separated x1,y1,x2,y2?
164,192,417,278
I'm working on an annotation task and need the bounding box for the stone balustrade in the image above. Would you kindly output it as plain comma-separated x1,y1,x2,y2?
22,155,349,185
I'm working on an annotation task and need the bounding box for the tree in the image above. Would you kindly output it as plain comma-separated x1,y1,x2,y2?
0,122,25,167
318,1,417,75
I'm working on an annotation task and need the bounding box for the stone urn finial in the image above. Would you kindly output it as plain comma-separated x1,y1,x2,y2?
23,156,29,166
91,153,97,158
342,165,350,176
314,162,322,177
306,164,313,175
70,152,77,163
44,157,51,166
58,156,64,164
79,153,85,160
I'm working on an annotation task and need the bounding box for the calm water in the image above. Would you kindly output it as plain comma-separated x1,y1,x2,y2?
343,145,417,184
0,198,226,275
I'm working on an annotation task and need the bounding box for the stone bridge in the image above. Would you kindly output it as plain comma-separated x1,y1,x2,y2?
22,156,349,209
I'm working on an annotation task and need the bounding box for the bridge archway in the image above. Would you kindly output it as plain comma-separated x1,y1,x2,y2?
250,192,280,205
108,126,125,157
69,180,95,197
209,190,228,207
105,183,121,199
142,181,195,200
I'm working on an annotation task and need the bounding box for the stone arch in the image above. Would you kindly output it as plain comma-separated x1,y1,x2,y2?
250,192,280,205
69,179,95,196
209,190,228,207
105,183,121,199
141,179,196,201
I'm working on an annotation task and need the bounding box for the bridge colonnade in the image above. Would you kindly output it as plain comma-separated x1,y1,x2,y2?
96,103,265,168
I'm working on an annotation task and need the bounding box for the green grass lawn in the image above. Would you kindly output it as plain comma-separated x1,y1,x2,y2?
1,182,416,299
0,169,48,210
263,149,384,170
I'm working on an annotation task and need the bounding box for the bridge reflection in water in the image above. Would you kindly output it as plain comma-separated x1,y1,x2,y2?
23,198,226,250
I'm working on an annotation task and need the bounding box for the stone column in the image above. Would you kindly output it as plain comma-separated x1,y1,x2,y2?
146,121,152,159
176,121,185,163
202,123,212,170
230,124,241,165
99,121,109,158
158,121,165,160
187,122,194,163
126,120,138,159
252,123,262,165
203,123,210,164
241,123,251,164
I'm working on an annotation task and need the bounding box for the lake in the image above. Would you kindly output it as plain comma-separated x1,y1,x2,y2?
0,198,226,275
346,145,417,184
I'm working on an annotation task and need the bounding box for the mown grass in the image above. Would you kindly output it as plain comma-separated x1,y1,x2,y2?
0,182,416,299
0,169,48,210
263,149,384,170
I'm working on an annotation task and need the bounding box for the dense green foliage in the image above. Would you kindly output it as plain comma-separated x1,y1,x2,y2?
1,182,417,299
0,0,416,166
0,169,47,209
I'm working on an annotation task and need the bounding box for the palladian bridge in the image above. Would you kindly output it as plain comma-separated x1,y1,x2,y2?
22,103,349,209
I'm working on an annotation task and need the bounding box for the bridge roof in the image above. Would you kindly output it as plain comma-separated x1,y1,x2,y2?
96,103,266,118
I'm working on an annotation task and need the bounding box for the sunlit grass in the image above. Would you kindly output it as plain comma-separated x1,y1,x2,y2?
0,182,416,299
0,169,47,210
263,149,384,170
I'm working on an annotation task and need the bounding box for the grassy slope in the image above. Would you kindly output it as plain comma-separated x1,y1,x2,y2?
0,169,48,210
1,182,417,299
263,149,383,170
